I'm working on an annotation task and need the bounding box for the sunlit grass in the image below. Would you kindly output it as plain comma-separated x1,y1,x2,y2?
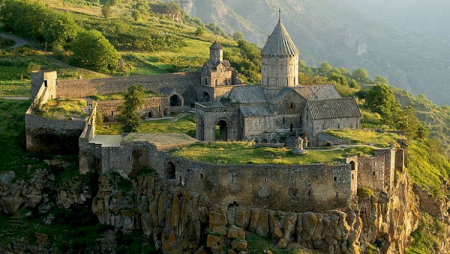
171,142,374,165
326,129,405,148
38,98,87,120
96,113,197,137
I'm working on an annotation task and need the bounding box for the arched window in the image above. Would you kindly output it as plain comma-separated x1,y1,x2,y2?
170,95,182,107
216,120,228,141
202,92,211,102
166,162,176,179
350,161,356,171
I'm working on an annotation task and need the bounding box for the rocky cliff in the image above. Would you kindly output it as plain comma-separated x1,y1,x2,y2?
89,168,419,253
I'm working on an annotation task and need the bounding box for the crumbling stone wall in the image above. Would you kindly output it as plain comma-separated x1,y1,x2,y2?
25,111,85,153
96,97,168,121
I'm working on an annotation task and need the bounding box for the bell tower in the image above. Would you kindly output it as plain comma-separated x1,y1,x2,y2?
209,40,223,66
261,11,299,99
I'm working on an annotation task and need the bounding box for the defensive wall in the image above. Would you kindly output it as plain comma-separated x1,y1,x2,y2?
56,72,201,104
26,71,86,153
80,126,405,213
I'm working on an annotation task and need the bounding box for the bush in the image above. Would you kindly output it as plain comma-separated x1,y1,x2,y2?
70,30,119,71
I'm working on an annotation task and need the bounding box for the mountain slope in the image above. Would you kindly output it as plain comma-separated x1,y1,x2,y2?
180,0,450,105
348,0,450,43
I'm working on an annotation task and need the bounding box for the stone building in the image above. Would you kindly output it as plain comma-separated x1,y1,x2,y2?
196,19,361,146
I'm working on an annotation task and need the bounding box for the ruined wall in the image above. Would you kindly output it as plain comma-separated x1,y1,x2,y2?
357,156,386,192
56,72,201,105
25,111,85,153
31,71,57,102
96,97,168,121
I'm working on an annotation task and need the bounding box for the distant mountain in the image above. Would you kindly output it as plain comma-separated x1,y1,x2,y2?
178,0,450,105
348,0,450,43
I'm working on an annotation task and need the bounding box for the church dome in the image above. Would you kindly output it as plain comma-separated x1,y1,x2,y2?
261,21,298,57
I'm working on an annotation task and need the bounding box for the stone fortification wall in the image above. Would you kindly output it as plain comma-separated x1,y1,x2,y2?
86,140,355,212
25,112,85,153
166,158,354,212
27,71,85,153
79,106,97,174
56,72,201,105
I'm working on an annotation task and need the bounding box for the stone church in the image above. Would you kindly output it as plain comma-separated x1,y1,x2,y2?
196,19,361,146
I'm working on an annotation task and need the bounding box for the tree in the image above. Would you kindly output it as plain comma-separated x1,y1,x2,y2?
232,31,244,41
349,79,360,89
195,27,204,37
102,4,112,18
120,85,145,133
374,75,387,84
365,84,400,125
132,10,142,21
318,62,332,76
352,68,369,83
328,73,348,87
71,30,120,71
42,12,79,44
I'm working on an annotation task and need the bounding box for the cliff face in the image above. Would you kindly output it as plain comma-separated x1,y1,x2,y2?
91,169,419,253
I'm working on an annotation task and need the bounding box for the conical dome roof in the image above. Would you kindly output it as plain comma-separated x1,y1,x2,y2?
261,21,298,57
210,40,223,50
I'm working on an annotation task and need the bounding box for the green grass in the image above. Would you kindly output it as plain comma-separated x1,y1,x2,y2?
89,91,163,101
408,140,450,198
246,231,310,254
406,212,446,254
357,188,375,198
96,113,197,137
0,37,14,49
171,142,374,165
326,129,405,148
0,80,30,97
37,98,87,120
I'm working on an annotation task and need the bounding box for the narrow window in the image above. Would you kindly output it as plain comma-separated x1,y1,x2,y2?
267,78,269,86
231,174,235,183
336,192,339,197
276,78,279,86
200,173,204,179
290,103,294,110
282,117,285,124
179,176,183,185
308,190,311,196
290,124,294,132
352,174,354,180
373,172,376,176
264,177,268,183
286,78,288,86
111,111,114,116
300,116,302,124
44,80,48,87
215,79,218,86
127,156,131,162
334,176,337,182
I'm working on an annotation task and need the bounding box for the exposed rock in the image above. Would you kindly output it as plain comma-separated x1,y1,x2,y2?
231,239,248,251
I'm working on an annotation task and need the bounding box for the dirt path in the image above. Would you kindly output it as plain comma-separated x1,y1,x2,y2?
1,97,30,101
0,33,29,50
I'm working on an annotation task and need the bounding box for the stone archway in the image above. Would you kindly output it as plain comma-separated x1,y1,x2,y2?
216,120,228,141
170,94,182,107
202,91,211,102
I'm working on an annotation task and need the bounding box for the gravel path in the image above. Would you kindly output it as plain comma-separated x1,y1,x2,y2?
0,33,29,50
